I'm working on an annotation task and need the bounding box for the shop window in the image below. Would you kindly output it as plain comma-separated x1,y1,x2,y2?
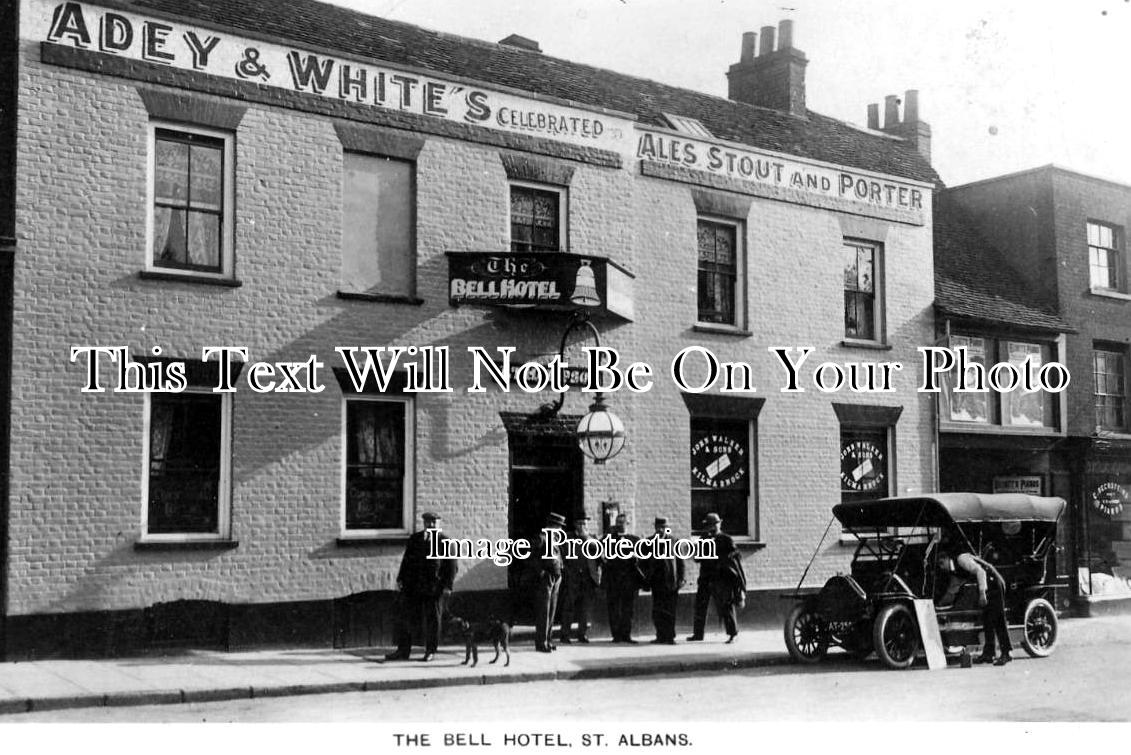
1088,221,1122,292
148,124,234,279
942,335,1059,431
1082,475,1131,597
1094,346,1127,432
342,152,416,296
843,240,883,343
690,416,753,536
344,397,413,533
697,218,742,327
510,183,564,253
143,390,231,539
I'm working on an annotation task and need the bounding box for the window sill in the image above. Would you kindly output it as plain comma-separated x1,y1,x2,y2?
139,270,242,288
337,291,424,305
1095,430,1131,441
732,539,767,551
693,323,752,337
939,422,1063,436
839,339,892,351
134,539,239,551
336,533,411,546
1088,287,1131,302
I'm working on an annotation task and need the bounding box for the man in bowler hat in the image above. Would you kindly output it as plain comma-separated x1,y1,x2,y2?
687,513,745,643
386,511,458,662
645,516,684,644
534,511,567,652
559,514,601,644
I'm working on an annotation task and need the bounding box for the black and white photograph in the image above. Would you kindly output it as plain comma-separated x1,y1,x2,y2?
0,0,1129,748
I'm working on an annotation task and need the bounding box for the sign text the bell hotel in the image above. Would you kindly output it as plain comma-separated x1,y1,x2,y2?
35,0,928,221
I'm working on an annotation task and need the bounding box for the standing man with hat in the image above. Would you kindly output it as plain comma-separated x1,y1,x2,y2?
559,514,601,644
603,512,643,643
534,511,567,653
687,512,745,643
386,511,458,662
645,516,684,644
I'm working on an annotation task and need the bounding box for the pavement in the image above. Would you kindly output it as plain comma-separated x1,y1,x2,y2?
0,627,791,715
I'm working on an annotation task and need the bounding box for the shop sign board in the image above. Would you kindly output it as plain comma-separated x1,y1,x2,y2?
690,430,748,490
32,0,635,153
636,128,929,222
446,252,634,321
992,475,1043,496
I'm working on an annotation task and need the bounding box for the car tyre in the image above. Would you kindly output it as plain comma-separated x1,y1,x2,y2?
783,602,828,663
873,602,919,669
1020,597,1058,657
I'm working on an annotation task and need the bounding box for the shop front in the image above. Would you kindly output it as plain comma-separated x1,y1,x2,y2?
1077,442,1131,610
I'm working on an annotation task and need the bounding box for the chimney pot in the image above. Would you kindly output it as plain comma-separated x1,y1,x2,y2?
778,20,794,49
498,33,541,53
740,32,757,63
867,103,880,130
904,89,920,122
884,95,900,129
759,25,775,55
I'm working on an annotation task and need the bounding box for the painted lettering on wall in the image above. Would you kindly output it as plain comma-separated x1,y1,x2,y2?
34,0,631,151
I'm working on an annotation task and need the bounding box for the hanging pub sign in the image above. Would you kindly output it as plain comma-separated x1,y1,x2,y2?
446,252,634,320
1092,481,1128,517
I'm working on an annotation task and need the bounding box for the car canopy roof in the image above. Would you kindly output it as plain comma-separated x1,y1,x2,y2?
833,493,1066,529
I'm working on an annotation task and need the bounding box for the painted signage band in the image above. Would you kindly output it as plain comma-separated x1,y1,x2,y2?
32,0,634,152
446,252,634,321
637,129,927,219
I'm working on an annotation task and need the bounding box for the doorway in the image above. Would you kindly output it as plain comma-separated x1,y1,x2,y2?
505,417,584,624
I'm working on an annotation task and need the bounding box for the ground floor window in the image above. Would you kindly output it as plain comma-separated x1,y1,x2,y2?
839,426,891,504
344,397,413,532
690,417,752,536
1082,472,1131,597
144,391,230,537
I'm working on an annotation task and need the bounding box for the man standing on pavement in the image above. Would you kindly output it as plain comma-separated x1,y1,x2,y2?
604,512,643,643
559,514,601,644
686,512,745,643
534,511,567,653
386,511,458,662
646,516,684,645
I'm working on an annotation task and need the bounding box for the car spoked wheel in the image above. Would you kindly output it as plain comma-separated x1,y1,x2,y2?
1021,597,1058,657
784,603,829,663
873,603,919,669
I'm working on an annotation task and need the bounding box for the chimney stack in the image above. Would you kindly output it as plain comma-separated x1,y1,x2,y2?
866,89,932,162
498,34,541,53
727,19,808,117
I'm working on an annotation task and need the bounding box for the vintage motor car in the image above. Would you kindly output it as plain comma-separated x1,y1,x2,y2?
782,492,1066,669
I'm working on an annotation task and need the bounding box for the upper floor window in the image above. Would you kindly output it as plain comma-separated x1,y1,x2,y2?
342,152,415,296
143,389,231,540
1094,346,1127,431
943,335,1060,431
697,218,741,326
510,183,564,253
149,124,234,278
344,397,414,533
1088,222,1122,291
844,240,883,342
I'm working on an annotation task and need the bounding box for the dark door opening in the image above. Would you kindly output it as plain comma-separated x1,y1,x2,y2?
507,429,583,625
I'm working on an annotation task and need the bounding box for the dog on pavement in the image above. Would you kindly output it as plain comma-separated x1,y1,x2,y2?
445,615,511,667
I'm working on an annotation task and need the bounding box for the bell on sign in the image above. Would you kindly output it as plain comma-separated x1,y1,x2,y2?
576,395,625,464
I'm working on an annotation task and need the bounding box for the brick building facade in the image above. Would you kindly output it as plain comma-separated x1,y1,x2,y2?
946,166,1131,612
2,0,938,657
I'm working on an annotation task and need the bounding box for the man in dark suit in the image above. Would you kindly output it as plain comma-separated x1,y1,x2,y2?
687,512,744,642
645,516,684,644
534,511,566,652
386,511,458,662
603,513,642,643
559,514,601,644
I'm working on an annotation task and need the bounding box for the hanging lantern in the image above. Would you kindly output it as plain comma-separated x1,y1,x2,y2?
569,259,601,308
576,394,625,464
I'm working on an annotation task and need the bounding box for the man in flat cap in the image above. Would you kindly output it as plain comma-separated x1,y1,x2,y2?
559,514,601,644
603,512,643,643
645,516,684,644
386,511,457,662
534,511,567,652
687,513,745,643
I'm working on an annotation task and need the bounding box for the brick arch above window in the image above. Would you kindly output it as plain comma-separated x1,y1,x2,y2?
135,87,247,130
680,393,765,420
831,402,903,427
691,188,752,220
499,153,576,186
